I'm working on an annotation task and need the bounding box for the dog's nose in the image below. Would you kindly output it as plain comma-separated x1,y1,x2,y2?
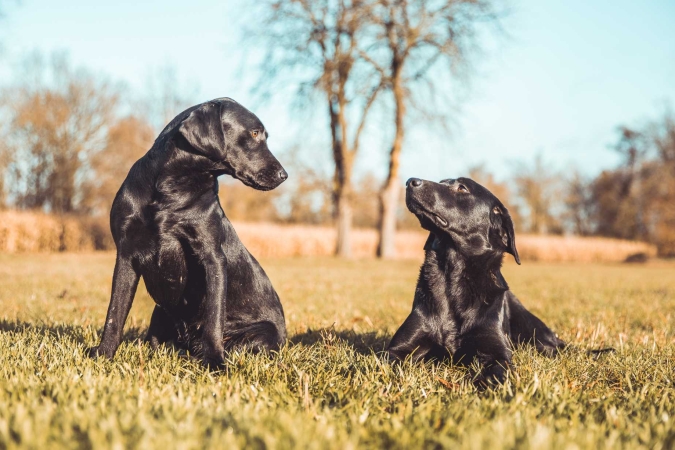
278,169,288,181
407,178,423,188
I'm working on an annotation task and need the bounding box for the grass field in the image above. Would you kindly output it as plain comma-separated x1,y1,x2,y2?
0,253,674,449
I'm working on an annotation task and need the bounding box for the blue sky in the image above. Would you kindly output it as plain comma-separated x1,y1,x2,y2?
1,0,674,182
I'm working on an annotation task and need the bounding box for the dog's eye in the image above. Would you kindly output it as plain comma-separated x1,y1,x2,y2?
457,184,469,193
493,206,501,214
251,130,259,138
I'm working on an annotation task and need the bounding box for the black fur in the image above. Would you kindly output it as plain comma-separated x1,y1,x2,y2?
387,177,567,387
87,98,288,367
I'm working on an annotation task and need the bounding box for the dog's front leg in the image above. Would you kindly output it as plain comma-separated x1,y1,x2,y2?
200,251,228,368
88,255,140,359
454,328,512,388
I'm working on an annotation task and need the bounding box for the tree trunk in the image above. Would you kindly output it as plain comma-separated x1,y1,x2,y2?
377,178,399,258
334,145,354,257
329,95,354,258
377,72,405,259
335,186,353,258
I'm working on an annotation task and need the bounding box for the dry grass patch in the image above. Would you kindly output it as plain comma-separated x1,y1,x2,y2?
0,210,659,263
234,222,656,263
0,254,674,448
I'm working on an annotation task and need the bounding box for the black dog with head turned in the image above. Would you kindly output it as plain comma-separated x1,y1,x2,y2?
88,98,288,367
387,177,566,385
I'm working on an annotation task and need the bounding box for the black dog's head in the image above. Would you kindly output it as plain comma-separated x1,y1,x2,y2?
406,177,520,264
175,98,287,191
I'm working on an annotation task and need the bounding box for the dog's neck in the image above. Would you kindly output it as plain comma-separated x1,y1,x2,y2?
146,139,223,208
419,237,509,316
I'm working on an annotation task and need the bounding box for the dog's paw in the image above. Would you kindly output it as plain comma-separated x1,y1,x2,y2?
202,353,226,370
86,346,114,360
473,364,508,390
200,343,226,370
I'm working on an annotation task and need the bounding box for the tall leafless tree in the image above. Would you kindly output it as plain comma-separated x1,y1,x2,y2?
364,0,500,258
254,0,383,257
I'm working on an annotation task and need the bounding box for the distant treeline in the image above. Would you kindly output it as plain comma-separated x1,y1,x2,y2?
0,54,673,256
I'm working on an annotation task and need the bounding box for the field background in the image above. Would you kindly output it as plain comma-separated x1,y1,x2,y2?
0,211,658,263
0,252,674,449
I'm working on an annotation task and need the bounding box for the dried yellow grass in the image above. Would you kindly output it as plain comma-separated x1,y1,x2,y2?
232,222,657,263
514,234,657,263
0,211,658,262
0,210,96,252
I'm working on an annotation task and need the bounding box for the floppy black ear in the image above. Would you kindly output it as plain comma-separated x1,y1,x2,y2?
493,206,520,265
178,102,225,159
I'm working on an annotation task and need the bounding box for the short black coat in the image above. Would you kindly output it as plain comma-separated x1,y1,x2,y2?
387,177,565,385
88,98,288,367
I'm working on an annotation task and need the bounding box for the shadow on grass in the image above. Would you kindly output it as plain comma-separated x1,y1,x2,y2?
0,319,394,356
0,319,145,345
290,328,392,356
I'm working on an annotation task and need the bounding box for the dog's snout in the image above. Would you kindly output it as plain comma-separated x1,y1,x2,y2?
407,178,423,188
278,169,288,181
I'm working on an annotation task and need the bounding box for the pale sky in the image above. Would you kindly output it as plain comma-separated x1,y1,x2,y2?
1,0,674,182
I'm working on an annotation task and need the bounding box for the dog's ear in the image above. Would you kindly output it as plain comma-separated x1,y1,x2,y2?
492,206,520,265
178,102,225,159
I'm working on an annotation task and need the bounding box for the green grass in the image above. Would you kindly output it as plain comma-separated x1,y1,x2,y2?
0,253,674,449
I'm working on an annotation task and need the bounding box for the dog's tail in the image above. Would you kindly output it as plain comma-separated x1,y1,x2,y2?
222,320,285,354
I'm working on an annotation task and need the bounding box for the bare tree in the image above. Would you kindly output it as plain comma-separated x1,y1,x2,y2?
82,115,155,215
365,0,501,258
139,64,198,133
563,170,595,236
652,111,675,163
512,154,563,235
644,113,675,255
279,147,333,225
254,0,383,257
588,113,675,255
1,53,119,213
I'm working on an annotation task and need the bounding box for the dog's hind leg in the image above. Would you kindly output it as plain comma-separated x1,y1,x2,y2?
144,306,180,349
387,311,440,362
507,296,613,357
505,293,566,356
223,321,286,354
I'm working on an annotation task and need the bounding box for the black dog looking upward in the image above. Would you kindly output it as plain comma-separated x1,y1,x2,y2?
88,98,288,367
387,177,567,385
